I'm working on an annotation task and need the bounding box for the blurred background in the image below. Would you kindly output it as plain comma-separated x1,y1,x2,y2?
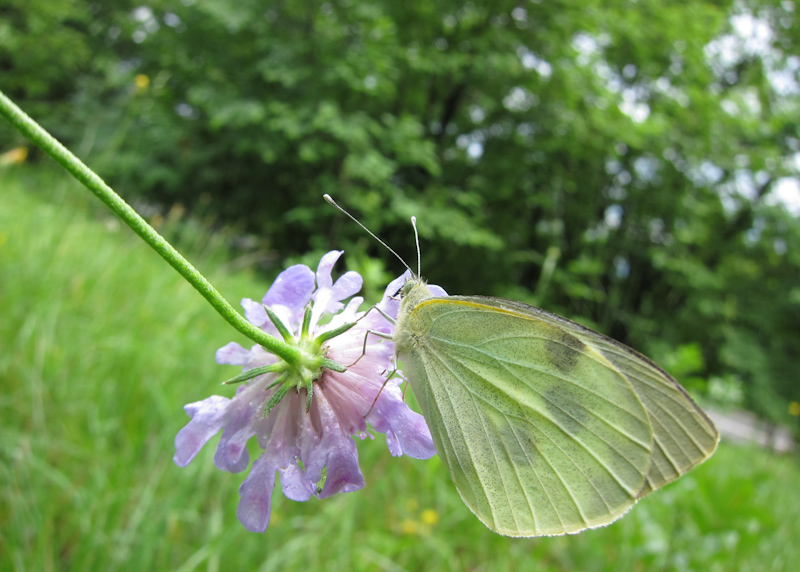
1,0,799,570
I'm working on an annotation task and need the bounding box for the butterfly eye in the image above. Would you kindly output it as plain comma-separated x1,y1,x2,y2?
400,281,416,298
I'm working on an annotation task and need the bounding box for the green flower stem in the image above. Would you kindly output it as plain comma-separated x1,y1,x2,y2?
0,89,300,363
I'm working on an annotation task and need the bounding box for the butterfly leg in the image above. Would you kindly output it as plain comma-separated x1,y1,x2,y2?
342,303,397,367
351,302,397,326
363,364,401,418
345,327,392,368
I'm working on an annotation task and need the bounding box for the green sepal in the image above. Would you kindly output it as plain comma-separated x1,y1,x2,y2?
223,363,286,385
320,357,347,373
300,305,312,341
305,382,314,413
265,379,293,418
264,305,293,342
265,376,286,391
313,321,357,349
264,371,316,416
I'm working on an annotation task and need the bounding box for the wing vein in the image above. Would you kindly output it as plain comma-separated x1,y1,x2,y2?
498,421,541,533
425,344,629,526
440,348,649,489
419,355,489,519
425,353,502,529
489,358,642,496
434,337,650,443
474,404,524,533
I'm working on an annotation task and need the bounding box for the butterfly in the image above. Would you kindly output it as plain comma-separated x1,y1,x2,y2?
324,194,719,537
392,276,718,537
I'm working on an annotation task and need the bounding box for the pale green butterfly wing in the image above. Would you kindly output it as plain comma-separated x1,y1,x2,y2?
397,293,655,537
469,296,720,498
395,283,719,537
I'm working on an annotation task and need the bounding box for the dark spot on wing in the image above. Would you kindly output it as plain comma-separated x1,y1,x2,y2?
541,328,590,439
544,328,585,373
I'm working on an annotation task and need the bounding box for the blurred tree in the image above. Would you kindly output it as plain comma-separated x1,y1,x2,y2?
0,0,119,144
2,0,799,424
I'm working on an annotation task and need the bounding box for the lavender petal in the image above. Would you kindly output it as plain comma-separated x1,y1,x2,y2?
299,392,365,498
330,270,363,302
242,298,267,327
262,264,315,315
368,384,436,459
174,395,231,467
215,342,252,366
214,398,256,473
315,250,343,290
237,451,278,533
318,435,364,498
382,272,408,301
378,270,411,320
279,462,315,502
429,285,448,297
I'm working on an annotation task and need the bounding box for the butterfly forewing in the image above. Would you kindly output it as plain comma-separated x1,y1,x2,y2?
401,297,655,537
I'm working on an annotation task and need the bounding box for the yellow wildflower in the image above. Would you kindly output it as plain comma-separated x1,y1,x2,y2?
420,508,439,526
401,518,418,535
135,74,150,92
0,147,28,166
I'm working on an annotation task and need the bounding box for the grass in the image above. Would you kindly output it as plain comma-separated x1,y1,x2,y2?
1,165,799,571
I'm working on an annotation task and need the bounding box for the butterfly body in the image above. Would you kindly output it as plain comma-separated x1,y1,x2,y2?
394,277,719,537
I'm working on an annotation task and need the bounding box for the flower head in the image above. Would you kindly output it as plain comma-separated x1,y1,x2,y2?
174,251,437,532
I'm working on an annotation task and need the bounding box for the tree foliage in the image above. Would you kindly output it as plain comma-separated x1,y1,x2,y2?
3,0,799,424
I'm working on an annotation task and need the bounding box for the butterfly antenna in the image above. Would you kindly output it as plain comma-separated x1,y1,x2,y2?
323,194,414,275
411,216,421,277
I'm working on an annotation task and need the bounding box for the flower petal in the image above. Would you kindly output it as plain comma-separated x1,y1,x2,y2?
330,270,363,302
237,451,278,533
216,344,279,372
315,250,343,291
341,296,364,320
215,342,252,366
378,270,411,320
174,395,231,467
325,296,364,331
309,287,334,333
236,400,298,531
214,397,257,473
241,298,267,328
279,462,315,502
263,263,315,319
428,284,448,298
300,390,365,498
268,304,296,335
368,382,436,459
383,272,408,301
318,438,364,498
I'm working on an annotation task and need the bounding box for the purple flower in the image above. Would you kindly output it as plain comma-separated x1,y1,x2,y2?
174,251,438,532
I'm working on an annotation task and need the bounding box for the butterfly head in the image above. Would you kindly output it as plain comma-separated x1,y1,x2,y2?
393,276,432,353
399,277,420,299
396,275,433,317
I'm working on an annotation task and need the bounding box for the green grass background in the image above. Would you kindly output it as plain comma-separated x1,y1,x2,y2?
1,166,798,571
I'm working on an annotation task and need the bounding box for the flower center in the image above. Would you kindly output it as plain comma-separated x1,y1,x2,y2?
223,304,356,416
